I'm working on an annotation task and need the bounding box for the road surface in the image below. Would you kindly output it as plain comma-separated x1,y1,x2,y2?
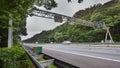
24,43,120,68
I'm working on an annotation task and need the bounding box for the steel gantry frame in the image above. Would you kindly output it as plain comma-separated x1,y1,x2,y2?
30,7,114,43
70,18,114,43
29,7,71,22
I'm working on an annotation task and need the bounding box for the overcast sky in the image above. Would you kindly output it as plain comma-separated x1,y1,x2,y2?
21,0,111,40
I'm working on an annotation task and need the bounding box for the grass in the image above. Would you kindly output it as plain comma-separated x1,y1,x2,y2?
37,58,57,68
37,57,45,61
48,65,57,68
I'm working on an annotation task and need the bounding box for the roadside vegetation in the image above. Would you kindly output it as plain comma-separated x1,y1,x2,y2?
23,0,120,43
0,0,83,68
37,57,57,68
0,0,120,68
0,44,34,68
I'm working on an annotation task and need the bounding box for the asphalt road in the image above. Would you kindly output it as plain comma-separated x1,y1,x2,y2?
24,43,120,68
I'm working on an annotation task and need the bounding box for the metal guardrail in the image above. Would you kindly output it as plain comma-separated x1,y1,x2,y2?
23,45,79,68
22,45,45,68
43,54,79,68
23,45,55,68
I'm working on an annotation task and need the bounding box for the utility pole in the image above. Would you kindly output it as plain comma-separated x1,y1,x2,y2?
8,13,13,48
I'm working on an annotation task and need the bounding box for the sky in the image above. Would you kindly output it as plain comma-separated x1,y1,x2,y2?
21,0,111,40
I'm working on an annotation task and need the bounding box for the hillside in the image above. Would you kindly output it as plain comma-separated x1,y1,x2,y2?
23,0,120,43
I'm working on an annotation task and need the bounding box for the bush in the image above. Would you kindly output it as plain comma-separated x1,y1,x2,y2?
0,45,34,68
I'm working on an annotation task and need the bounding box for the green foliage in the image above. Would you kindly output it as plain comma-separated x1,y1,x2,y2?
106,4,120,16
37,58,57,68
54,32,64,42
24,0,120,43
90,12,105,21
0,0,85,46
38,57,45,61
0,0,35,47
0,45,34,68
48,65,57,68
43,0,57,10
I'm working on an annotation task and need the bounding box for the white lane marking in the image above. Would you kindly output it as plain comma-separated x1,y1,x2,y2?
44,48,120,63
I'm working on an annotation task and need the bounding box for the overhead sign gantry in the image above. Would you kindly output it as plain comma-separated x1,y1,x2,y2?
29,6,114,43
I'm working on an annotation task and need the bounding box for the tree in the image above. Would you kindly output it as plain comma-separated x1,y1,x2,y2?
0,0,34,47
54,32,64,42
67,0,83,3
0,0,85,47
